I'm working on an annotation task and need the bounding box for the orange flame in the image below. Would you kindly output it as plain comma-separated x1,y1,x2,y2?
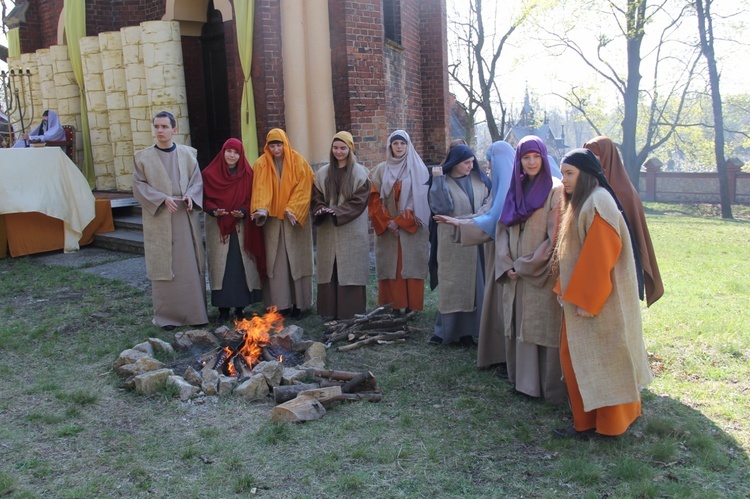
234,306,284,367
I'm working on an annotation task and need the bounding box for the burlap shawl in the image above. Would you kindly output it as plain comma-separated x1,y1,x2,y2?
313,163,370,286
370,162,429,280
496,181,562,347
133,145,204,281
559,187,653,411
435,173,488,313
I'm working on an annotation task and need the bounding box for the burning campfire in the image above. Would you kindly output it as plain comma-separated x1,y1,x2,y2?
200,307,287,378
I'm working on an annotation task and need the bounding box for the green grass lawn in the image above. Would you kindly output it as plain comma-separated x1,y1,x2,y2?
0,203,748,497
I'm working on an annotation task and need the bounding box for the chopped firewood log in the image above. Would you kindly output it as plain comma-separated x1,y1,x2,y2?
233,356,254,379
308,369,362,381
318,392,383,410
261,348,276,362
341,371,377,393
271,395,326,423
199,347,222,365
336,331,411,352
308,369,380,393
272,383,321,404
297,386,342,400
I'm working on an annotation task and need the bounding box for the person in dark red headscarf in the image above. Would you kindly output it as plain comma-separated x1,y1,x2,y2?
202,138,266,323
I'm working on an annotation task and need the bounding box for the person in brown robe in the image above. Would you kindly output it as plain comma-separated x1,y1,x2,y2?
583,136,663,306
312,131,371,319
132,111,208,330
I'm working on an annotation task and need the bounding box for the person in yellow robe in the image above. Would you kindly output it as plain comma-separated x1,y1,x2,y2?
250,129,314,319
553,148,653,438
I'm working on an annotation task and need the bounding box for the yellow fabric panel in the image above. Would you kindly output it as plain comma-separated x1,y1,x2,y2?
234,1,259,162
63,0,95,188
7,28,20,58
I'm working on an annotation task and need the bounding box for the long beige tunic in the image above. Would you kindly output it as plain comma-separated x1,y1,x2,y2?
253,160,314,311
558,187,653,411
370,162,429,281
313,163,371,286
432,174,488,314
455,223,505,368
495,180,565,402
132,145,208,327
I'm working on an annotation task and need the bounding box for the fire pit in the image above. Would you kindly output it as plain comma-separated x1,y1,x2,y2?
114,308,327,401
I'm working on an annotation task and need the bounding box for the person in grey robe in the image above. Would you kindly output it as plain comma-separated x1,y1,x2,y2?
428,145,491,346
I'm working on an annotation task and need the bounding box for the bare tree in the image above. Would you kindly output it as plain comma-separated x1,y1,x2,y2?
541,0,701,186
448,0,530,142
695,0,732,218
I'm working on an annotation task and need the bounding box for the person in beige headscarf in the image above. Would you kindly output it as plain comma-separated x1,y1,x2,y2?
368,130,430,312
250,129,314,320
583,136,663,306
312,131,371,319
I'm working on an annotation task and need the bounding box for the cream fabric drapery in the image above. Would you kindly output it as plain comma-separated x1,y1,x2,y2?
63,0,95,188
234,1,258,162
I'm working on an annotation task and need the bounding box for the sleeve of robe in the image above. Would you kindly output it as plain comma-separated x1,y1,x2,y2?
513,198,559,288
181,152,204,211
368,182,418,235
453,219,492,247
284,158,313,227
331,180,370,226
562,212,622,315
132,158,167,217
427,176,453,215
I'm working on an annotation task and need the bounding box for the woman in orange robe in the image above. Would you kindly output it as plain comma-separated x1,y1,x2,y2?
553,148,653,438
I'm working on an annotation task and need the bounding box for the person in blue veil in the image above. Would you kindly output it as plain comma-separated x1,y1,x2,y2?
548,155,562,179
474,141,516,237
433,140,515,369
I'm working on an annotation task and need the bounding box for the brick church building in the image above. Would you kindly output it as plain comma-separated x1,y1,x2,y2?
8,0,449,188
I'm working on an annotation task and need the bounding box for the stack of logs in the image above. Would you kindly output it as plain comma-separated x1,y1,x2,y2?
271,369,381,423
322,306,417,351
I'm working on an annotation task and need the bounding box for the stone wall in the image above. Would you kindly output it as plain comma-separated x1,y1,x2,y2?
10,20,191,191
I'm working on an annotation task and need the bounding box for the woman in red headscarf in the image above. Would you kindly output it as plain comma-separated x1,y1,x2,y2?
202,138,266,323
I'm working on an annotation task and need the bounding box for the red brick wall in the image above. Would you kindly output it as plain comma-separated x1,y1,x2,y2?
17,0,165,53
328,0,388,169
17,0,62,54
86,0,164,35
384,0,423,157
419,0,449,164
323,0,448,168
251,0,286,156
